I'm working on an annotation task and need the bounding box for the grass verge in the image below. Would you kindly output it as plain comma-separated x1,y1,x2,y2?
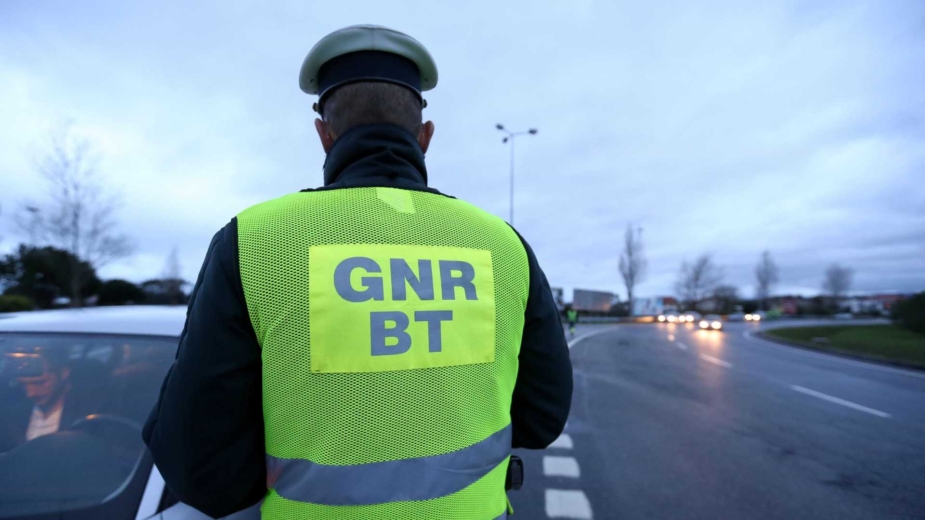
763,324,925,368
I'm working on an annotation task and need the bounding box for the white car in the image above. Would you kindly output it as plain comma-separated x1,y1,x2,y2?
657,312,681,323
0,306,260,520
680,311,701,323
698,314,724,331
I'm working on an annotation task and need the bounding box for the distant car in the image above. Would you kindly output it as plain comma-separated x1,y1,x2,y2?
744,312,762,321
680,311,701,323
658,312,681,323
699,315,724,330
0,306,260,520
726,312,745,322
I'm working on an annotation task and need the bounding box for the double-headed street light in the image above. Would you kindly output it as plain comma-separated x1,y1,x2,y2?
496,123,537,226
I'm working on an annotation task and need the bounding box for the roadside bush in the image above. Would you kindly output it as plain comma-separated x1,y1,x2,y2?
0,295,35,313
892,292,925,335
98,279,145,306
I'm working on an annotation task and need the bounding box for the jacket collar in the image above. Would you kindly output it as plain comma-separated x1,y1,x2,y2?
321,124,428,189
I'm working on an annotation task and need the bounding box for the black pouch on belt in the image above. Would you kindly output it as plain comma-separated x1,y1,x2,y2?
505,455,524,491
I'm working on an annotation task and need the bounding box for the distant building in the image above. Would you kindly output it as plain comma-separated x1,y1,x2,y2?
846,294,905,315
777,297,800,315
572,289,616,313
695,297,719,313
633,297,678,316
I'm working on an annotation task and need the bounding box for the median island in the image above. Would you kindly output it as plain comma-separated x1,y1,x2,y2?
763,325,925,369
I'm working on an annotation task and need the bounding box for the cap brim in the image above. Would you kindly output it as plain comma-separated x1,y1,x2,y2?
300,25,437,95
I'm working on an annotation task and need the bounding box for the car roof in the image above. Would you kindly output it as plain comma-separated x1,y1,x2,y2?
0,306,187,337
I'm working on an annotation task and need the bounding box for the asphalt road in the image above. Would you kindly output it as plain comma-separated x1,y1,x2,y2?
509,321,925,520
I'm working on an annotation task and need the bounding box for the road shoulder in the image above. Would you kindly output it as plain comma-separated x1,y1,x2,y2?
755,326,925,372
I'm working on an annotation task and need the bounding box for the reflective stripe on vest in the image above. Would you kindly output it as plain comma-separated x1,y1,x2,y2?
266,424,511,506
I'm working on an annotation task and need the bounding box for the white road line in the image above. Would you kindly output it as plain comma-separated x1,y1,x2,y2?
546,489,593,519
743,330,925,380
548,433,574,450
543,456,581,478
668,334,675,341
568,327,618,349
791,385,891,418
699,353,732,368
676,341,688,350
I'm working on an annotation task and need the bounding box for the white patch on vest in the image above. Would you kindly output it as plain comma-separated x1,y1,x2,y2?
377,188,415,213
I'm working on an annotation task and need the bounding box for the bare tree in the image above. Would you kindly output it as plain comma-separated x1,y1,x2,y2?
17,126,133,306
161,247,186,305
755,250,780,311
675,253,723,310
712,284,740,314
618,224,647,317
823,263,853,300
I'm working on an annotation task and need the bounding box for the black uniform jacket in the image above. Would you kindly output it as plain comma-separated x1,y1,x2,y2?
142,124,572,518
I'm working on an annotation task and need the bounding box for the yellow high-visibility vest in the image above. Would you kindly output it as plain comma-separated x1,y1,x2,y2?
237,186,529,519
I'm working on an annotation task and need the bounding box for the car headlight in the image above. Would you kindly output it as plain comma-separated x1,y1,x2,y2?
744,314,752,321
753,315,761,321
711,321,722,329
699,320,709,328
658,315,666,322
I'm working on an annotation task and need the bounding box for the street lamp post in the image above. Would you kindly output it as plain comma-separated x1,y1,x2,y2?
496,124,537,226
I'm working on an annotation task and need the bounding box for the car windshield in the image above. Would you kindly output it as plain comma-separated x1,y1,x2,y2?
0,333,176,519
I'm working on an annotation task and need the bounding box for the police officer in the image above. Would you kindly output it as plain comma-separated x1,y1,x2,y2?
566,306,579,337
144,25,572,519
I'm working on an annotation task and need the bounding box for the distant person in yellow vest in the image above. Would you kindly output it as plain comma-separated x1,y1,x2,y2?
566,306,579,337
144,25,573,519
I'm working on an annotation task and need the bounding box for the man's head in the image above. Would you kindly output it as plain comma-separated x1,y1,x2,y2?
13,350,71,409
313,82,435,154
300,25,439,154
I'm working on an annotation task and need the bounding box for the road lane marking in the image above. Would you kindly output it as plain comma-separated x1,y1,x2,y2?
699,353,732,368
668,334,675,341
549,433,573,450
743,331,925,380
568,327,618,349
676,341,688,350
543,456,581,478
546,489,593,519
791,385,891,418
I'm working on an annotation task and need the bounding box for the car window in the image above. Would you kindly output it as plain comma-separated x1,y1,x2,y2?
0,333,176,519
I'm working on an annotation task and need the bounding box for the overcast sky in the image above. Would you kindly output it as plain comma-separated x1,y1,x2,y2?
1,0,923,301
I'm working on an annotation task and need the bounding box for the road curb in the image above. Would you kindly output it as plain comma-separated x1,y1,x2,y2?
755,330,925,372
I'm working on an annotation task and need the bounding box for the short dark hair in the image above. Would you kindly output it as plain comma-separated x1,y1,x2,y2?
322,81,423,137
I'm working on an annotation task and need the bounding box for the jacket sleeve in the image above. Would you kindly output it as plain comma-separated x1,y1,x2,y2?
510,231,573,449
142,218,266,518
